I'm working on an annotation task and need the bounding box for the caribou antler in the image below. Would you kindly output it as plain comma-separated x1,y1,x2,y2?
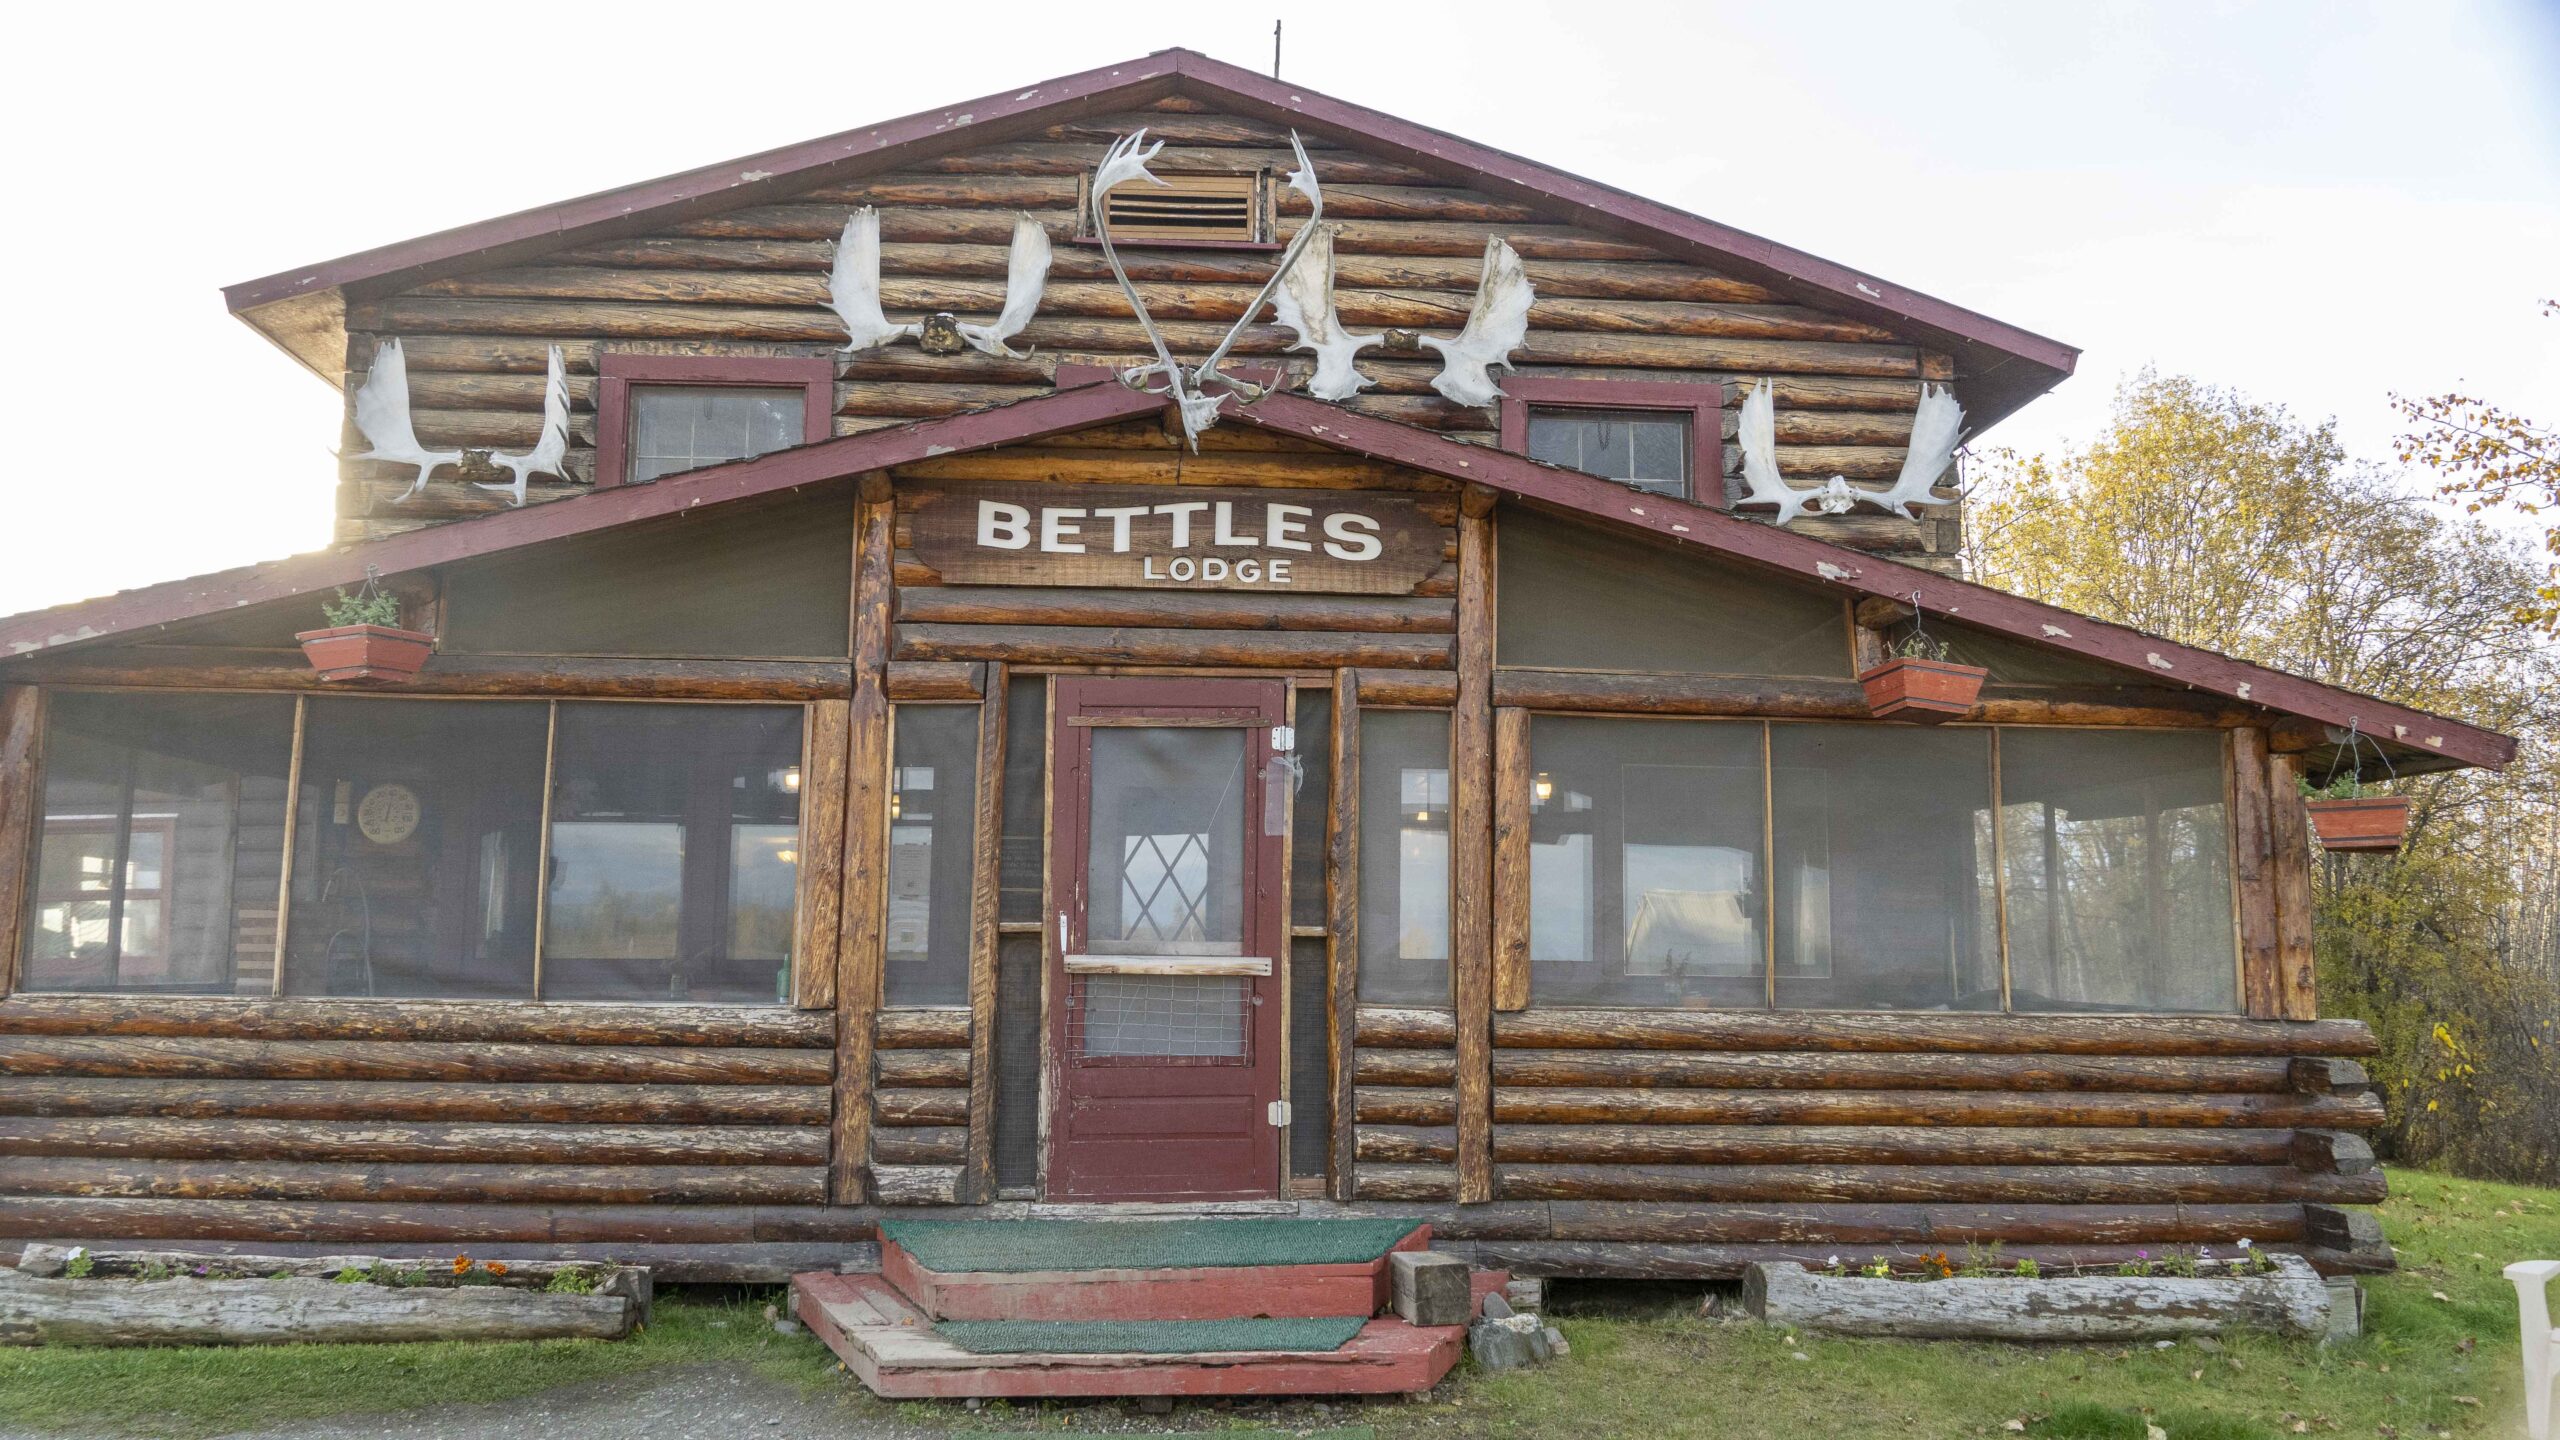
1089,129,1233,447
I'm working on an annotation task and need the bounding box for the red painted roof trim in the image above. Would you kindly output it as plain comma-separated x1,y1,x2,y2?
0,383,1164,662
1222,391,2515,771
0,382,2508,771
221,48,2075,429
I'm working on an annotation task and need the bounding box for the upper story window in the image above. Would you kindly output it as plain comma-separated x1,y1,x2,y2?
1525,409,1690,497
1078,170,1275,248
1497,378,1725,506
595,355,834,488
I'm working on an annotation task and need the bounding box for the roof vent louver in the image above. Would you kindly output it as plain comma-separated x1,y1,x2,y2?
1084,171,1269,245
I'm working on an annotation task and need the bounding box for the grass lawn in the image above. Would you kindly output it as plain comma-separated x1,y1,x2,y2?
0,1168,2550,1439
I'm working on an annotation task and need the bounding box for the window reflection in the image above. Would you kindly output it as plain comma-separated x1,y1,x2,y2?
1526,408,1689,497
540,703,803,1004
886,706,979,1006
1358,711,1452,1004
628,386,805,483
24,692,294,994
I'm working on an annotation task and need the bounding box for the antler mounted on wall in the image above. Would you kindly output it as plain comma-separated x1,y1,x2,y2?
828,207,1054,359
351,339,572,508
1737,380,1966,524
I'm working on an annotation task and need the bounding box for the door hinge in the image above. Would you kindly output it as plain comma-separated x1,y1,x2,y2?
1272,725,1295,752
1267,1100,1291,1128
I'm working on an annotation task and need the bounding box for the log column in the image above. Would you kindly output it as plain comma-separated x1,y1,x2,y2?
2266,751,2318,1020
2230,728,2282,1018
1452,488,1497,1204
833,474,895,1204
1327,669,1362,1200
961,666,1007,1204
0,687,38,999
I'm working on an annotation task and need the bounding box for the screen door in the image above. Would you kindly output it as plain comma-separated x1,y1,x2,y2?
1045,676,1288,1200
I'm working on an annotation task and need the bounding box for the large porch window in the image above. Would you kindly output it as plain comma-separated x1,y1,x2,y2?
1356,710,1453,1005
18,692,806,1004
21,692,297,994
1524,718,2239,1014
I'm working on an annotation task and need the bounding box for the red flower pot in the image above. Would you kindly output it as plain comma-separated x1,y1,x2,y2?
1857,657,1988,723
295,624,435,684
2306,795,2409,853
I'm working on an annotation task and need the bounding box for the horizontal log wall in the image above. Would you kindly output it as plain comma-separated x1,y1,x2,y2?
1353,1004,2382,1247
334,99,1961,568
0,997,837,1230
873,1008,968,1204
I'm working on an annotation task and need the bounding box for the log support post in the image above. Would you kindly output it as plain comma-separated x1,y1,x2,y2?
1492,706,1531,1013
2266,750,2319,1020
792,701,850,1011
1850,595,1913,673
1326,669,1362,1200
1453,487,1497,1204
2230,728,2282,1017
0,686,38,1000
833,473,896,1204
960,665,1007,1204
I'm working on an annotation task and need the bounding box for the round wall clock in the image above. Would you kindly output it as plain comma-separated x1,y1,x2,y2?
355,783,422,845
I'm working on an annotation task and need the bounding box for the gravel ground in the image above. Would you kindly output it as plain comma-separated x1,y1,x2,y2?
0,1360,1390,1440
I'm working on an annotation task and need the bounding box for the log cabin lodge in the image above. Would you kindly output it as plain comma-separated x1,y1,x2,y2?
0,50,2518,1288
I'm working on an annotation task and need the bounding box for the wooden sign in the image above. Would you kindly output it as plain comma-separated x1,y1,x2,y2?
906,483,1445,594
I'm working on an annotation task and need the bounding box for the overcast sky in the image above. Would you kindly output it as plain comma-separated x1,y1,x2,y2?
1,0,2551,619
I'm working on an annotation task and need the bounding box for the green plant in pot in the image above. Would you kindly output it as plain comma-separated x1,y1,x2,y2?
295,575,434,684
1857,605,1989,723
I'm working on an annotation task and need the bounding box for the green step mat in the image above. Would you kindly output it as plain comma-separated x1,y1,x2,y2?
881,1217,1423,1273
935,1315,1370,1355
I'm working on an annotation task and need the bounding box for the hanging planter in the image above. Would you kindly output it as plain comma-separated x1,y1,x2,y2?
1858,601,1986,723
2302,723,2408,854
296,573,432,685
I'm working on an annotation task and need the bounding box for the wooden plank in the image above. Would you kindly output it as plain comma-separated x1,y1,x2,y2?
0,1079,829,1126
1451,492,1496,1205
0,1036,830,1085
962,667,1007,1204
884,661,985,701
2266,750,2319,1020
895,587,1455,634
1488,1009,2379,1056
893,623,1450,670
1351,668,1457,707
795,700,852,1011
0,687,38,999
1744,1255,2329,1339
0,1158,826,1206
1327,669,1362,1201
0,1116,827,1166
1491,706,1531,1013
2229,728,2281,1018
4,651,854,699
0,998,833,1047
836,477,896,1204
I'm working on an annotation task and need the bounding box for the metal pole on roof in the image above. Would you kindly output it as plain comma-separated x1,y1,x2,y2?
1273,20,1282,78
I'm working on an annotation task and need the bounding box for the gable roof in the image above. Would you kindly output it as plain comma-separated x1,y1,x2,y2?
0,381,2512,773
220,48,2077,433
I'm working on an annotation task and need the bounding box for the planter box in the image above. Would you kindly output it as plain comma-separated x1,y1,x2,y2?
295,624,435,684
1,1245,646,1348
1857,657,1987,723
2306,796,2409,853
1743,1255,2331,1340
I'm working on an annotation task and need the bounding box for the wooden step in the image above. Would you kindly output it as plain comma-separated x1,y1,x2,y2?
880,1225,1432,1322
791,1271,1464,1399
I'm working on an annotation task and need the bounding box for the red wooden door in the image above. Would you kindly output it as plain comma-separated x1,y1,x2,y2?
1045,676,1288,1201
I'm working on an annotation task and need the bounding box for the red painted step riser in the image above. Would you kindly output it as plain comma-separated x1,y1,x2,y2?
880,1228,1430,1323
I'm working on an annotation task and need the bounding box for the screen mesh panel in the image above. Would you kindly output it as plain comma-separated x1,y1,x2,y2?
1288,934,1330,1180
1290,692,1332,930
1068,974,1250,1060
993,933,1042,1191
1498,510,1853,677
998,676,1046,926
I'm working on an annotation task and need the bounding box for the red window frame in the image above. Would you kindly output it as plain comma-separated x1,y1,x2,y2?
1495,378,1727,507
594,355,836,489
